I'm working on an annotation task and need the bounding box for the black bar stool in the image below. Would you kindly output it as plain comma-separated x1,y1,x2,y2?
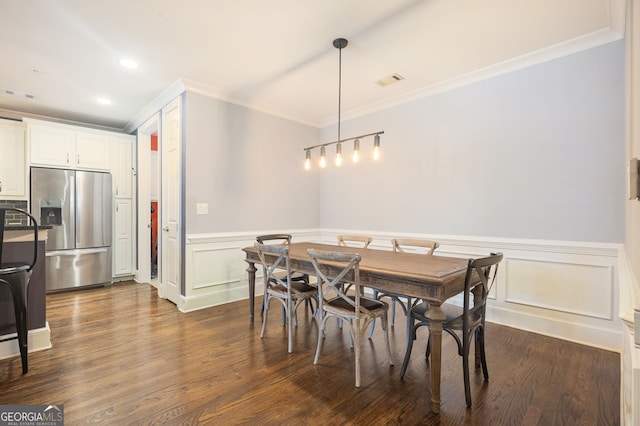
0,207,38,374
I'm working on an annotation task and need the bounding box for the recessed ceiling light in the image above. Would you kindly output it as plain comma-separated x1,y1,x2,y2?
96,97,112,105
119,58,138,69
2,88,36,99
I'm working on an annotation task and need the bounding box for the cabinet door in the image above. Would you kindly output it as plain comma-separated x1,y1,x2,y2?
113,198,133,276
76,132,110,170
29,124,76,168
110,136,134,198
0,120,26,198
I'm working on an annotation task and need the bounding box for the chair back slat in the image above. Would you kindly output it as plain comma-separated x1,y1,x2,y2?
392,238,439,255
307,248,368,314
462,252,503,329
337,234,372,249
256,234,292,245
0,208,39,271
254,242,290,290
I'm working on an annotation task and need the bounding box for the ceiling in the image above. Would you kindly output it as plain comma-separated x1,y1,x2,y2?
0,0,625,132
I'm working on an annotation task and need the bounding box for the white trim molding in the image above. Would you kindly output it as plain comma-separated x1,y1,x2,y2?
0,322,52,361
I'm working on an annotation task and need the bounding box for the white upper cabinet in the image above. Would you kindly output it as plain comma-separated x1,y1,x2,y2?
76,132,111,170
110,135,135,199
28,123,76,168
27,119,111,171
0,119,27,199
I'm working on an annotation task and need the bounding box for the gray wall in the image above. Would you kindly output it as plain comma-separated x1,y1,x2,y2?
183,93,320,234
181,41,625,244
318,41,626,243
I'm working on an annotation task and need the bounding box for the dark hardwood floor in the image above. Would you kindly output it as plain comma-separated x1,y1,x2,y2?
0,281,620,425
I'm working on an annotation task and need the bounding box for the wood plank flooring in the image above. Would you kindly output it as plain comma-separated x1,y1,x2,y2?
0,281,620,425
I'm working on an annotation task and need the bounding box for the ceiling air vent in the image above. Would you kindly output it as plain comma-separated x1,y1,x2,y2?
376,74,405,87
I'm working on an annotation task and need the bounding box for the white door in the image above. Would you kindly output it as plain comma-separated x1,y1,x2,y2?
161,97,182,305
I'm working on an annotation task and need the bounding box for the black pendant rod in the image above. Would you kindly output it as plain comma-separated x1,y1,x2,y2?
333,38,348,144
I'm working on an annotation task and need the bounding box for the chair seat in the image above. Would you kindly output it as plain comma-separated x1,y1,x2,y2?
325,295,387,316
410,301,481,330
268,280,316,297
272,270,307,281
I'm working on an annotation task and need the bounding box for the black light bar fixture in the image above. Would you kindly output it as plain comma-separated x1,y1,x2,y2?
304,38,384,170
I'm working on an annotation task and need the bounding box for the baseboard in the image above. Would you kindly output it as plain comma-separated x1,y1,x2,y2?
487,305,621,351
180,280,264,313
0,322,52,360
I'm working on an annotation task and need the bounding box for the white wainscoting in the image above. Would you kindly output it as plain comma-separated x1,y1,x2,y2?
183,228,624,351
182,230,318,313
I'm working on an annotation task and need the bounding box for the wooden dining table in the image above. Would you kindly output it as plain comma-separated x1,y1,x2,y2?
242,242,471,413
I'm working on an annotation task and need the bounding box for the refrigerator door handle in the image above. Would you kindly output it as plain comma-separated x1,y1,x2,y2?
46,248,109,256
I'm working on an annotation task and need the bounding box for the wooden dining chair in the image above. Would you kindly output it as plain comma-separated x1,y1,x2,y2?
255,242,317,353
369,238,440,337
256,234,313,318
308,248,394,387
400,252,503,407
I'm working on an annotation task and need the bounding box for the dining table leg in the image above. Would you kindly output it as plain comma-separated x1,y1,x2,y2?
426,302,447,414
246,261,257,323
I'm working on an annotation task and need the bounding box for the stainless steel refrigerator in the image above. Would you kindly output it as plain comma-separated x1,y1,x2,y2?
30,167,112,292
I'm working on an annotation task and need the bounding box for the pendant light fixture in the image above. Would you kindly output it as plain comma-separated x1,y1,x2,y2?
303,38,384,170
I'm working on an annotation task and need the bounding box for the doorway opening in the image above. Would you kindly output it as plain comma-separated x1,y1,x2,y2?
150,133,159,281
136,113,161,291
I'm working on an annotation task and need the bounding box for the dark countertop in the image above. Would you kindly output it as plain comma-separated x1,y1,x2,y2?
4,225,53,231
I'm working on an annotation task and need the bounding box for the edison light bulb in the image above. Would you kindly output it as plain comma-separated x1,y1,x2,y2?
319,146,327,168
352,139,360,163
304,150,311,170
373,134,381,161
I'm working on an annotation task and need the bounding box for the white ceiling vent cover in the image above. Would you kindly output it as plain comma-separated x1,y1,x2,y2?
376,74,405,87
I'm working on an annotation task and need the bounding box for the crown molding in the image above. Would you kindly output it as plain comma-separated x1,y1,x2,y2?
320,27,625,128
124,79,186,133
182,79,321,128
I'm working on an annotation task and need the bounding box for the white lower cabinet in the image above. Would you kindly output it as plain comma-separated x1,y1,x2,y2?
113,199,134,277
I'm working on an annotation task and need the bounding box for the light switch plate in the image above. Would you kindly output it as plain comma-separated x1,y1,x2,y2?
196,203,209,215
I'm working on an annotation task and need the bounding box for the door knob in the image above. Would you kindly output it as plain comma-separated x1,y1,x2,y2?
162,227,169,232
